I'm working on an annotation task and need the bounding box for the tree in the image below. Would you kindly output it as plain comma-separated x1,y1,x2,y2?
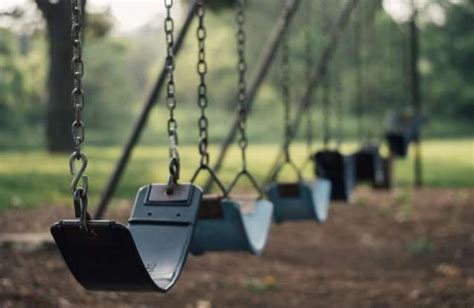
36,0,85,152
422,1,474,119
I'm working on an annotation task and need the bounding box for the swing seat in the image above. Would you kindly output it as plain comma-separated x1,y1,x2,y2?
385,132,409,157
313,150,355,201
265,179,331,223
50,183,202,292
190,195,273,255
373,156,392,189
353,145,383,184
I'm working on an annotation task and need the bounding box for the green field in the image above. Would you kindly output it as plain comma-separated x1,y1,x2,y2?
0,139,472,211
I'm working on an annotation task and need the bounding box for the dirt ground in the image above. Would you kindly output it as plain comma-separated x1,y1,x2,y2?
0,187,473,308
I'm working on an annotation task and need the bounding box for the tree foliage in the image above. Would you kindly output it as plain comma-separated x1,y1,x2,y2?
422,1,474,119
0,0,472,149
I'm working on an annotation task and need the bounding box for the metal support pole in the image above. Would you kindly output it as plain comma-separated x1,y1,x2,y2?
94,0,199,219
203,0,302,192
410,1,422,188
264,0,360,183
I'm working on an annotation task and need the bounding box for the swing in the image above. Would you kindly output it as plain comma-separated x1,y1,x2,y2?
385,132,409,157
313,67,355,202
51,184,202,292
384,111,423,157
266,166,331,223
314,150,355,201
190,195,273,255
353,144,384,184
351,8,384,186
265,27,331,224
51,0,202,292
189,0,273,255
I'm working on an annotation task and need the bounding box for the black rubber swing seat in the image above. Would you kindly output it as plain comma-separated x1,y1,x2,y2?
51,183,202,292
385,132,409,157
313,150,355,201
190,195,273,255
353,145,383,185
266,180,332,223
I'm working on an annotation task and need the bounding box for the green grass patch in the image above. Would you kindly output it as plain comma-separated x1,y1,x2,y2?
0,139,472,211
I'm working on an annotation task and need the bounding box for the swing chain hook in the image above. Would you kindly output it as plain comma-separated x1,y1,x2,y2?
69,151,89,196
167,127,180,194
69,151,90,231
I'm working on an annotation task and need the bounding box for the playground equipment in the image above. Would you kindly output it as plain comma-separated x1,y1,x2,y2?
189,0,273,255
51,0,203,292
266,22,331,223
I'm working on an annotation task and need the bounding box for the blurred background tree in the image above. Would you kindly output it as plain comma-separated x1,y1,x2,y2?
422,3,474,120
0,0,471,151
35,0,82,152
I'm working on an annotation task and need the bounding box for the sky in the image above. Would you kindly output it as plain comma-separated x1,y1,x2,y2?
0,0,451,32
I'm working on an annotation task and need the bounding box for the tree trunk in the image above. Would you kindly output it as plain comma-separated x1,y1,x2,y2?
37,0,84,153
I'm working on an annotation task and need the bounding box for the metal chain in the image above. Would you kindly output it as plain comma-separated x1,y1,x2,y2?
196,1,209,167
69,0,89,228
354,3,363,143
304,0,314,156
334,60,343,147
320,0,331,148
71,0,85,154
164,0,180,193
225,0,265,197
235,0,249,170
322,67,331,148
280,31,291,162
190,1,227,194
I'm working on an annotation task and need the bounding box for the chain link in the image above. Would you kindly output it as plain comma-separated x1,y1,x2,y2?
164,0,180,192
196,1,209,167
235,0,249,169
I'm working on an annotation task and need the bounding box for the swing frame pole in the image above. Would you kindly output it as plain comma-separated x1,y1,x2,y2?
409,0,423,188
94,0,199,219
202,0,302,192
264,0,360,183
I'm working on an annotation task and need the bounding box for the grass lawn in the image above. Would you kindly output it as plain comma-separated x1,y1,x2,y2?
0,139,472,211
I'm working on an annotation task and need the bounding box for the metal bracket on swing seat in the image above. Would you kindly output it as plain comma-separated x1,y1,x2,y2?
198,195,225,219
276,183,302,198
50,183,202,292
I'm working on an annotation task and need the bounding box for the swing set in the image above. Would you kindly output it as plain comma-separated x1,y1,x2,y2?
50,0,424,293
